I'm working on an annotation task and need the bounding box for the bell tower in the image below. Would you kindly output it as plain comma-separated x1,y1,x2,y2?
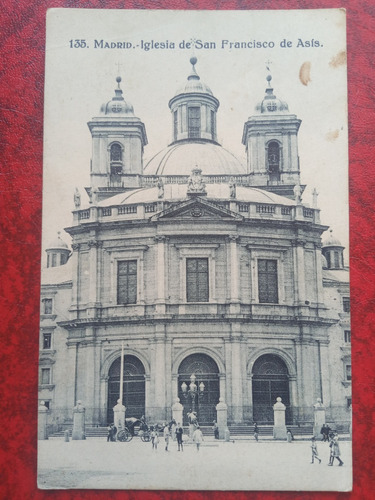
87,76,147,201
242,72,302,198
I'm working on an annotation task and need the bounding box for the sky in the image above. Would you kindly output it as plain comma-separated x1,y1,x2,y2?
43,8,348,262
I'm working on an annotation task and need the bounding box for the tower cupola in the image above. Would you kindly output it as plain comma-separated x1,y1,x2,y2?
242,70,302,198
168,57,220,144
322,230,345,269
87,76,147,199
46,232,71,268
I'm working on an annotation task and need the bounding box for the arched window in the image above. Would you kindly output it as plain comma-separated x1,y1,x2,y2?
110,143,123,175
267,141,281,181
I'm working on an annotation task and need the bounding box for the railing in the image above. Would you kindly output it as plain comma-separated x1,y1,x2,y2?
78,209,90,220
118,205,137,215
256,204,276,214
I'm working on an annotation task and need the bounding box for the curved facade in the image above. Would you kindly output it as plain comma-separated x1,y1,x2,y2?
39,60,351,431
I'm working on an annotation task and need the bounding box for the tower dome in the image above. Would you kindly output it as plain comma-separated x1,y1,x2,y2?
46,232,71,268
168,57,220,144
255,74,289,114
322,230,345,270
100,77,134,116
173,56,214,97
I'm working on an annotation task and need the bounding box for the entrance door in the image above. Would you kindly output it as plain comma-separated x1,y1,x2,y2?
252,354,291,424
178,353,220,425
107,355,145,424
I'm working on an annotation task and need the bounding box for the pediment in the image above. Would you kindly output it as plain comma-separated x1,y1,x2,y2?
150,197,243,222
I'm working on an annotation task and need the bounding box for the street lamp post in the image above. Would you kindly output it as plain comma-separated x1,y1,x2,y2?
180,373,205,414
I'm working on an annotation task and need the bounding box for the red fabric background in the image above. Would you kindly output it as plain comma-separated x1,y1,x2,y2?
0,1,374,498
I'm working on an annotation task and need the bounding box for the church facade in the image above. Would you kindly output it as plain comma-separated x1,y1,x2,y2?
39,58,351,430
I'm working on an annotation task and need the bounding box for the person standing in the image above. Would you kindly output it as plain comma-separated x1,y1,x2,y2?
212,420,219,439
192,425,204,452
329,432,344,466
286,428,293,443
310,437,322,464
321,424,331,442
253,423,259,442
151,427,159,451
176,422,184,451
163,425,170,452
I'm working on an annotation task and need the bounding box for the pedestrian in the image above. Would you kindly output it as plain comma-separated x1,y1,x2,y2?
107,423,112,442
176,422,184,451
192,425,204,452
329,432,344,466
253,423,259,442
170,419,177,441
310,437,321,464
163,424,170,451
212,420,219,439
151,427,159,451
286,428,293,443
320,423,331,442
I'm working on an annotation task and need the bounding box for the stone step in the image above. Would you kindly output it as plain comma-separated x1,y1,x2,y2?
49,424,315,438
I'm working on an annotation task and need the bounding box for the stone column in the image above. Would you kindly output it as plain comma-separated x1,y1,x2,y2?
292,240,306,305
229,236,240,313
71,243,80,310
216,398,228,439
231,327,243,423
72,400,86,440
113,399,126,432
153,331,166,421
38,401,48,440
172,398,183,427
273,397,287,440
88,239,98,307
155,236,166,314
313,398,326,439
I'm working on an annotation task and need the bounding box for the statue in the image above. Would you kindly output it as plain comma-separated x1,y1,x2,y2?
293,183,302,204
229,177,236,198
113,398,126,431
187,168,207,195
74,188,81,208
157,177,164,199
312,187,319,208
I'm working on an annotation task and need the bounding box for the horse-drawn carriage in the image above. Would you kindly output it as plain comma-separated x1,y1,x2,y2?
116,417,151,442
116,417,177,442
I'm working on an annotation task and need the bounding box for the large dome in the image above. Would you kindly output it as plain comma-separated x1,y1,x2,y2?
144,141,246,176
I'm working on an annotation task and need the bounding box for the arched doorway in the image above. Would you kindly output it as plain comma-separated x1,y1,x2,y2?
252,354,291,424
178,353,220,425
107,355,145,424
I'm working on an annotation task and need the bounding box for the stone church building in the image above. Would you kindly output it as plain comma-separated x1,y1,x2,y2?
39,58,351,431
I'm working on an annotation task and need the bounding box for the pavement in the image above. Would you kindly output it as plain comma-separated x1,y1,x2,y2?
38,437,352,491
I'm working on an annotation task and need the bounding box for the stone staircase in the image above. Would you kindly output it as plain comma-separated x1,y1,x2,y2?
49,424,317,439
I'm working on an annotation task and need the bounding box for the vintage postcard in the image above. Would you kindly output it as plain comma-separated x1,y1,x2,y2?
38,8,351,490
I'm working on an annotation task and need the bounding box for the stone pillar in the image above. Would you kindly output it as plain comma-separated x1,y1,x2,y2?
273,397,287,440
216,398,228,439
38,401,48,440
88,239,98,306
231,327,243,423
113,399,126,432
153,332,166,421
229,236,240,313
313,398,326,439
172,398,183,427
155,236,166,314
72,400,86,440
